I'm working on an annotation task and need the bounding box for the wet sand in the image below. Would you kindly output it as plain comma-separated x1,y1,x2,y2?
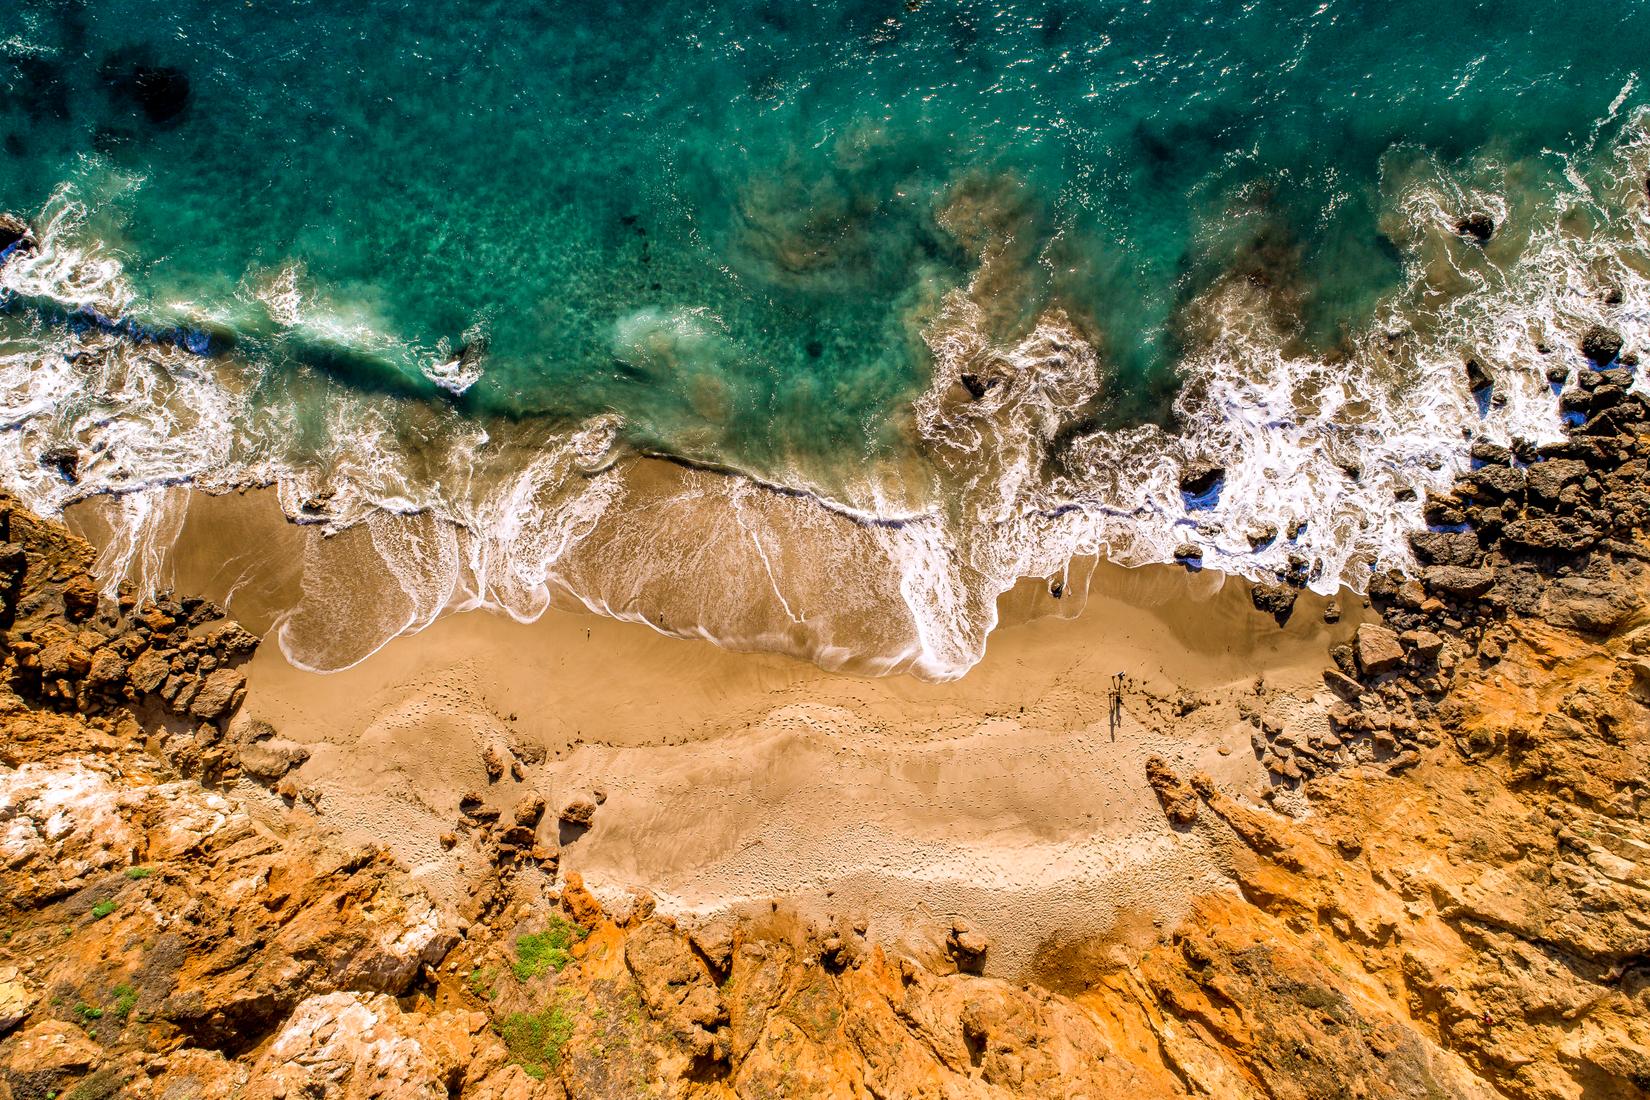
68,485,1364,978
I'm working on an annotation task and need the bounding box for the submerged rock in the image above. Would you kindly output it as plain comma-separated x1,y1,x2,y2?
1454,212,1494,242
106,62,192,125
38,446,79,484
1464,356,1493,394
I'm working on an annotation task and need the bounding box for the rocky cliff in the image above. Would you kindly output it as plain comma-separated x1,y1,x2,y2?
1,357,1649,1097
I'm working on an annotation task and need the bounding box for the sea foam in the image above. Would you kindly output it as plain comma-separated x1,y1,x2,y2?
3,114,1649,680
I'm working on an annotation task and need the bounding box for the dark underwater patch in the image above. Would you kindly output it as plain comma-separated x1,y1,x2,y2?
102,56,191,126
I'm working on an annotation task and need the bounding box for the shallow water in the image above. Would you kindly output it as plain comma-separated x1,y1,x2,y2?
3,1,1650,675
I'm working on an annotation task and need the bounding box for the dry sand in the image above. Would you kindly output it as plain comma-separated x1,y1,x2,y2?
68,486,1364,978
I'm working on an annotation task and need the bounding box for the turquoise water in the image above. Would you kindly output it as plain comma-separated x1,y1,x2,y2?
4,0,1650,676
4,0,1646,481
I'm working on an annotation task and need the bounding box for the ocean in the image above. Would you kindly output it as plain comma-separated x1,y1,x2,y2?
2,0,1648,675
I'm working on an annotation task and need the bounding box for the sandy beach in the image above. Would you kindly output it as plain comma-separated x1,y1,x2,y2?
68,484,1364,980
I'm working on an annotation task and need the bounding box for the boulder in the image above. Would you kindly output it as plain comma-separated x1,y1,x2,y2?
39,445,79,483
689,918,736,972
1464,464,1524,500
1322,668,1363,701
202,619,260,655
1464,356,1493,393
481,743,506,782
61,573,99,619
948,918,991,973
190,666,246,719
458,791,498,821
1423,565,1496,599
1353,624,1405,676
1250,581,1298,625
1401,630,1445,662
512,794,546,827
0,212,32,256
1581,324,1624,365
0,966,32,1037
86,646,129,687
1246,523,1279,549
1470,440,1511,465
37,638,91,678
559,798,597,827
245,992,492,1099
129,649,171,693
560,870,603,925
625,920,727,1046
1423,493,1467,526
1179,462,1224,497
1525,458,1588,503
1501,517,1600,553
2,1020,102,1087
1542,577,1641,636
1409,530,1480,567
239,737,312,782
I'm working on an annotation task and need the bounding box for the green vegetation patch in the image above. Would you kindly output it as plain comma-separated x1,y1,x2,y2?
497,1002,576,1079
124,866,153,880
512,916,587,982
111,984,138,1021
89,900,117,920
466,966,498,1001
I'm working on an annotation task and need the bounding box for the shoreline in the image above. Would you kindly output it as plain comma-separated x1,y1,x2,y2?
2,341,1646,1096
68,484,1363,978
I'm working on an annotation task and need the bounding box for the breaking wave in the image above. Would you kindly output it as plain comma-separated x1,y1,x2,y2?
3,111,1650,680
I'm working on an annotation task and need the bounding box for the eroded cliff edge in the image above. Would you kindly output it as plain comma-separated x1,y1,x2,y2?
0,363,1648,1098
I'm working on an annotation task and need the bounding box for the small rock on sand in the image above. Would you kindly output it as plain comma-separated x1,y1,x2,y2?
513,794,546,827
560,799,597,827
